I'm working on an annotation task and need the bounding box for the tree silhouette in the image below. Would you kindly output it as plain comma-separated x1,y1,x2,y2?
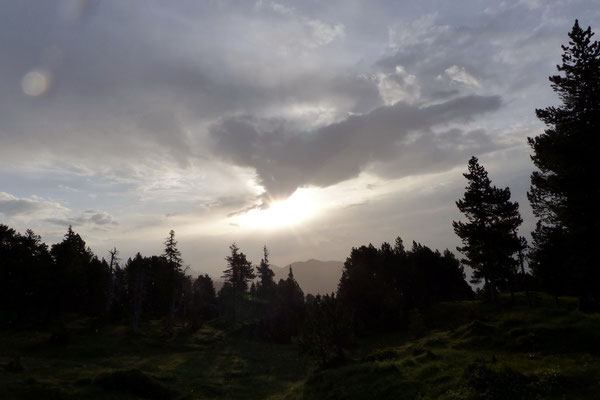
0,225,53,324
337,237,472,331
162,230,185,334
51,226,109,315
453,157,523,305
221,243,255,323
528,20,600,309
163,230,183,272
190,274,217,327
105,247,120,316
256,245,276,298
301,294,351,367
126,253,148,333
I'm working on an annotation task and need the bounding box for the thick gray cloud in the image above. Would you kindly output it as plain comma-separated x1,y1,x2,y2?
0,1,381,169
210,95,502,199
0,192,66,217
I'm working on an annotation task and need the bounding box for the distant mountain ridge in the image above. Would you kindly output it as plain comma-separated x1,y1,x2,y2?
273,259,344,295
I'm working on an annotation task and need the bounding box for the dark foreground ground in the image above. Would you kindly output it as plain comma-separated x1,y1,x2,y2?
1,293,599,399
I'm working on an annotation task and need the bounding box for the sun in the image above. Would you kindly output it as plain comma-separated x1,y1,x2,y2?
236,188,318,230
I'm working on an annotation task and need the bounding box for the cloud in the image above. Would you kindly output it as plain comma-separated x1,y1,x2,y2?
256,0,345,49
45,209,118,227
0,192,68,217
0,1,376,175
0,191,117,229
0,0,596,271
439,65,481,88
210,95,503,200
373,65,421,105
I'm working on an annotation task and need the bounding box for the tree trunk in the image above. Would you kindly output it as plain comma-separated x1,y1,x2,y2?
105,248,118,316
517,240,532,308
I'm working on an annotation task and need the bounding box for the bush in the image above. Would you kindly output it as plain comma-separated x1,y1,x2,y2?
464,358,564,399
300,294,353,368
466,358,532,399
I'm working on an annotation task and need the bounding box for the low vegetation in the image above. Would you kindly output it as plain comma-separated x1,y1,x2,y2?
1,293,598,399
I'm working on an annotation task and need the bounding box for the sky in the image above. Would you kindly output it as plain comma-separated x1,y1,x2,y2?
1,0,598,277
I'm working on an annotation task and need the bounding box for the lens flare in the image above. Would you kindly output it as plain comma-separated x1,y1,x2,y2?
22,69,52,97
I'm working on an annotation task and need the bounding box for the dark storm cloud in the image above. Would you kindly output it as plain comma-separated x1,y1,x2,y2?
210,95,502,199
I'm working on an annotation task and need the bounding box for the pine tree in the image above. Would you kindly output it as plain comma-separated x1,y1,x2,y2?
190,274,217,327
453,157,523,304
256,245,275,298
162,230,184,334
528,20,600,309
221,243,255,322
51,226,102,314
269,266,305,342
163,230,182,272
222,243,255,291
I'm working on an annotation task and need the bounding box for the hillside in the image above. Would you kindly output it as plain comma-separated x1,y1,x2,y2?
2,293,599,399
295,293,600,399
273,259,344,295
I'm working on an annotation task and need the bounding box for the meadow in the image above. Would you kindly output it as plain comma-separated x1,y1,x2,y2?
2,293,599,399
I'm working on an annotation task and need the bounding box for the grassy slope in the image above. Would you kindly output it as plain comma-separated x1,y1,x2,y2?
296,293,600,400
1,293,599,399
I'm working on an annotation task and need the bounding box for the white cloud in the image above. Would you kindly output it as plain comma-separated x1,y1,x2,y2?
374,65,421,105
439,65,481,88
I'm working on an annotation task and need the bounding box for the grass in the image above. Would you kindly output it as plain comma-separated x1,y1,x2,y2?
1,293,599,399
0,319,308,399
294,293,600,400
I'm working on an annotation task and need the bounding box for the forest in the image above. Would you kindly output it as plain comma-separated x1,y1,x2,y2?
1,20,599,400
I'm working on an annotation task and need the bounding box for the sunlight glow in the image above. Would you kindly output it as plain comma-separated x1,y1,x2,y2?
236,188,318,230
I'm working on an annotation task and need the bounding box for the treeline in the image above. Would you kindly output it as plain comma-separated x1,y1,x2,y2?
0,223,472,343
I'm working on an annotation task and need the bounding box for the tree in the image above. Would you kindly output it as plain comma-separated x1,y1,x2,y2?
190,274,217,327
126,253,148,334
221,243,255,322
300,294,352,368
105,247,120,316
528,20,600,309
163,230,183,272
260,267,306,343
51,226,109,315
162,230,185,334
256,245,275,298
337,237,472,331
0,225,53,324
453,157,524,304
